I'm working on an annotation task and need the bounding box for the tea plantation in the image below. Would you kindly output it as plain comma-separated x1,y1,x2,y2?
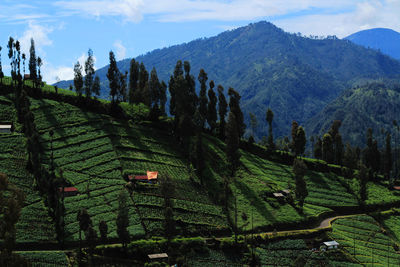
2,82,400,266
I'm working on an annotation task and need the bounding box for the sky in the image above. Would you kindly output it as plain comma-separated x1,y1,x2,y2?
1,0,400,84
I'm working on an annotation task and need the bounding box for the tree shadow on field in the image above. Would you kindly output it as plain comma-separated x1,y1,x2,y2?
36,99,67,140
306,171,330,189
233,179,276,224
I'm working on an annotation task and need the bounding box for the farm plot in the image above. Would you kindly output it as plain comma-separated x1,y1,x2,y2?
17,251,69,267
186,248,243,267
203,136,339,231
108,122,229,235
0,134,57,243
381,214,400,242
132,191,228,235
330,215,400,266
30,98,145,241
0,94,16,123
256,239,359,266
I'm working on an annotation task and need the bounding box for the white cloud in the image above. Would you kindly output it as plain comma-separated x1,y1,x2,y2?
54,0,144,22
42,63,74,84
113,40,127,60
274,0,400,38
19,21,53,56
51,0,357,23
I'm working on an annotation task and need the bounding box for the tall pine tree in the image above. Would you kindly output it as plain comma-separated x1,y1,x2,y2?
84,49,95,98
198,69,208,128
128,59,139,104
228,87,245,138
207,80,217,133
0,46,4,84
217,85,228,139
73,62,83,97
107,51,120,103
29,38,37,82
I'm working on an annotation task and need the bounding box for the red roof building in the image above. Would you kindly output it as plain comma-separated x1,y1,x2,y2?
58,187,79,196
128,171,159,182
393,186,400,190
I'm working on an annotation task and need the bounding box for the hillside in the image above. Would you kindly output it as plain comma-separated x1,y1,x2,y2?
55,21,400,140
345,28,400,60
3,79,400,265
305,82,400,147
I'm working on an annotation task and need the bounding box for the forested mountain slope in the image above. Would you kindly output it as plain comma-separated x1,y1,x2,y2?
305,82,400,147
55,21,400,140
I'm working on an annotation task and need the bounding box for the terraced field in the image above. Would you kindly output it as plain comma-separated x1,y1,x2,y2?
203,134,357,231
29,98,228,238
17,251,69,266
0,96,57,243
111,122,229,235
30,98,145,241
256,239,359,266
330,215,400,266
381,213,400,242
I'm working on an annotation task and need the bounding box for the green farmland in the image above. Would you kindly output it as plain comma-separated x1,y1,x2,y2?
2,81,400,266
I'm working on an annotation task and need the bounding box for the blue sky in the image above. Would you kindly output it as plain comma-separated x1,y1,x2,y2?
1,0,399,84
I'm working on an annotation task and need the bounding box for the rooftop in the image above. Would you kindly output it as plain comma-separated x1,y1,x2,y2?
323,241,339,246
58,187,78,192
148,253,168,259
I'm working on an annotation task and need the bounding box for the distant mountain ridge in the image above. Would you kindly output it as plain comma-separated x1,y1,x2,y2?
56,21,400,140
345,28,400,60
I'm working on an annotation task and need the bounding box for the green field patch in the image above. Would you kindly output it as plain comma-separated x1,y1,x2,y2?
0,135,57,243
330,215,400,266
18,251,69,267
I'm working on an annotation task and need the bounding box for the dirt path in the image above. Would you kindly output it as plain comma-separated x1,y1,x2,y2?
316,213,365,229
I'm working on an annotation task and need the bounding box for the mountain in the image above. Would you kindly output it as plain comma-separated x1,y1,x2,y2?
55,21,400,140
345,28,400,60
305,82,400,148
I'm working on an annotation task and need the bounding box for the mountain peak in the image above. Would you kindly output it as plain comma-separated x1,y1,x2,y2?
345,28,400,59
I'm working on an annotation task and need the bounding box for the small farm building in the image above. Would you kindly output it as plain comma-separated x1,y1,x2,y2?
0,124,12,133
58,187,79,197
393,186,400,190
148,253,168,262
281,189,291,195
322,241,339,250
129,171,158,183
273,192,284,198
24,74,31,80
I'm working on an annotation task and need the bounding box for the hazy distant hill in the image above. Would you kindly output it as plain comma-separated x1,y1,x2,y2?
56,21,400,139
345,28,400,60
305,82,400,147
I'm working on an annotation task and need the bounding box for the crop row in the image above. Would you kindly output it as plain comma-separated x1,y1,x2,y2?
132,193,225,217
136,205,226,228
118,149,185,166
330,215,400,265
